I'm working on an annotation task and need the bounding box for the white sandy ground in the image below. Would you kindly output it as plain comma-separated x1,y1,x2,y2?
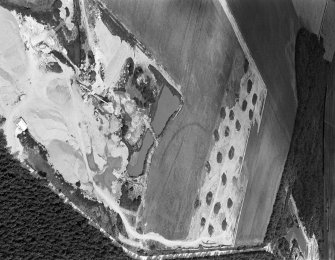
59,0,75,30
0,0,273,254
0,8,129,194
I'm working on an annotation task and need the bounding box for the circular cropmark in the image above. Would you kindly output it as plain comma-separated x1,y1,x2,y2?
252,93,258,105
235,120,241,131
217,151,223,163
222,218,227,231
227,198,233,208
214,202,221,214
228,146,235,160
214,129,220,142
221,172,227,185
206,191,213,205
247,79,252,93
220,107,226,119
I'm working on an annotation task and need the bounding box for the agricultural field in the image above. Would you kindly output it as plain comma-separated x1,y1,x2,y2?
226,0,300,245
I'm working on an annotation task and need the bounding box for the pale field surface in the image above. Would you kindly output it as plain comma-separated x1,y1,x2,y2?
187,50,267,245
291,0,326,35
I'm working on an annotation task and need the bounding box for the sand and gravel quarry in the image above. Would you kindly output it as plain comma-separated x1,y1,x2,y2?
0,0,302,257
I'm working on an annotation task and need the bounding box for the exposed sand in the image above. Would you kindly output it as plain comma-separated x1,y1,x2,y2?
0,8,128,197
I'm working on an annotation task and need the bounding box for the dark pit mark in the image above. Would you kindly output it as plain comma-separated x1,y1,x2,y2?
228,146,235,160
217,151,223,163
249,109,254,120
220,107,226,119
213,129,220,142
208,224,214,236
222,218,227,231
221,173,227,185
244,58,249,73
224,126,230,137
252,93,257,105
205,161,211,173
214,202,221,214
229,110,234,120
247,79,252,93
206,191,213,205
227,198,233,208
201,217,206,226
242,100,247,111
235,120,241,131
194,196,201,209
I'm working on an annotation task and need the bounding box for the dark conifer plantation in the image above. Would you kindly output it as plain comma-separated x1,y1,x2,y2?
0,130,129,260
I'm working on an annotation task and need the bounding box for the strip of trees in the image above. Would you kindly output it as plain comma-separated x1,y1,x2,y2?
265,28,328,258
